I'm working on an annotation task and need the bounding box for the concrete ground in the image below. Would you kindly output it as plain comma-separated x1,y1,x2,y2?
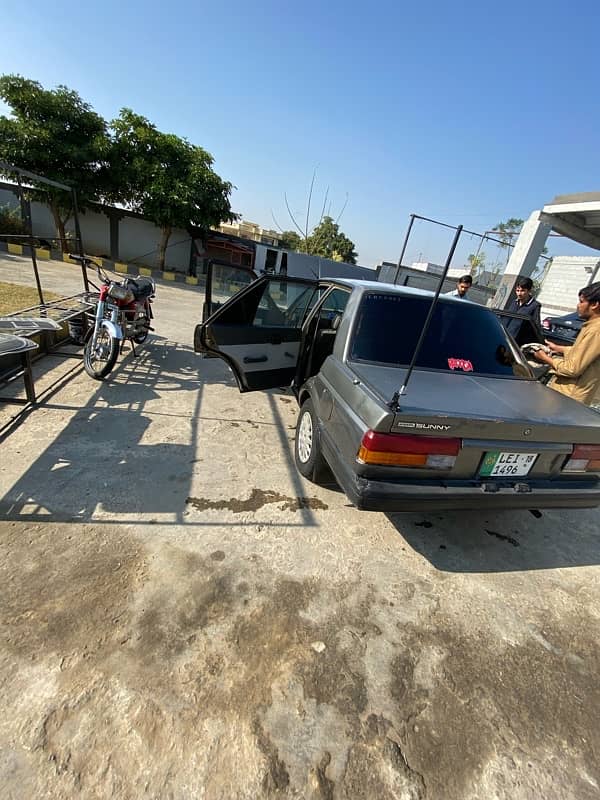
1,252,599,800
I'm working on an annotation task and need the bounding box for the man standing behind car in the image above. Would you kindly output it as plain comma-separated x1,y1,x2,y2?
445,274,472,298
502,277,542,340
532,282,600,405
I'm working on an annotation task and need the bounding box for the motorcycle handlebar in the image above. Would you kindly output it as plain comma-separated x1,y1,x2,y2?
69,253,101,268
69,254,110,285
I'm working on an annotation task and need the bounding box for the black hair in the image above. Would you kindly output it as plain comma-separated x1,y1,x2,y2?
515,277,533,291
458,274,473,285
579,282,600,304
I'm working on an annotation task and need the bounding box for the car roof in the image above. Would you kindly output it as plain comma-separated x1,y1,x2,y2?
324,278,474,303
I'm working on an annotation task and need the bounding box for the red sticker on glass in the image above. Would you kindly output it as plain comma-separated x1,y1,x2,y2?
448,358,474,372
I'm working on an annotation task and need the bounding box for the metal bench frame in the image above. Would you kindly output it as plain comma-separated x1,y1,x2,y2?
0,294,95,404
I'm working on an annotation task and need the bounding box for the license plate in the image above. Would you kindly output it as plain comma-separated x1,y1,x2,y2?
480,451,537,477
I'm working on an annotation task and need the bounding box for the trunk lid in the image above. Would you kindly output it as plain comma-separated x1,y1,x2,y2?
350,363,600,442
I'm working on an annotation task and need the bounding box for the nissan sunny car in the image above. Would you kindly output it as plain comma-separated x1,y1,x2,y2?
194,264,600,512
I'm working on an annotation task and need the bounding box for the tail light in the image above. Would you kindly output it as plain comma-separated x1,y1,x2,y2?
562,444,600,473
542,318,551,330
358,431,461,469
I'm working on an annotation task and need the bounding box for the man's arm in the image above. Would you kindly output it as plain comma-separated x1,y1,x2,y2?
547,330,600,378
532,339,568,366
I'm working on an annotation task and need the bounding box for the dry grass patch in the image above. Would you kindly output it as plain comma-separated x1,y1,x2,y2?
0,281,61,315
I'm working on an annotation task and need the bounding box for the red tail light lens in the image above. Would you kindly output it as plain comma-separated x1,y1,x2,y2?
358,431,461,468
563,444,600,473
542,318,551,330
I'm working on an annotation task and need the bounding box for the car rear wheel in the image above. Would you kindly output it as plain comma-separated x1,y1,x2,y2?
294,398,329,483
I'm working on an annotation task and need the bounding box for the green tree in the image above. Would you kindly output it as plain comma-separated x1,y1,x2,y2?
108,109,236,269
0,74,110,251
278,230,304,252
275,169,357,262
494,217,525,251
492,217,549,281
306,216,357,264
466,251,486,279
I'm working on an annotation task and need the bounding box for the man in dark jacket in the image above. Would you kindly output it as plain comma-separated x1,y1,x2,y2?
502,277,542,342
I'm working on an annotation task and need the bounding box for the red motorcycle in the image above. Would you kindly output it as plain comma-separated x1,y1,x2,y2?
70,255,156,380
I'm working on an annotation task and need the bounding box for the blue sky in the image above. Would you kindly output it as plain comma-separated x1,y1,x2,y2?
1,0,599,267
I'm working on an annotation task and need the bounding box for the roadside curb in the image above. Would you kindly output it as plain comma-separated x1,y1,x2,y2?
0,240,205,290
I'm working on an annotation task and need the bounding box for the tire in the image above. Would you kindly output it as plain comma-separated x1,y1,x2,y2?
294,398,329,483
83,327,119,380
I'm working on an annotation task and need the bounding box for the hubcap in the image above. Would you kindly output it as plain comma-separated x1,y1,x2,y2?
297,411,313,463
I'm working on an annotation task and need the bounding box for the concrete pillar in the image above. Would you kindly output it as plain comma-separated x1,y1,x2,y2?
491,210,552,309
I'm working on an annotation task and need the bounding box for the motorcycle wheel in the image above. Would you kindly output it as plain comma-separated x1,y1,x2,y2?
132,313,150,344
83,327,119,380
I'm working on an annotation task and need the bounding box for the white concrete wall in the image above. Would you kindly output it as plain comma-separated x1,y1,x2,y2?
1,183,194,269
77,208,111,257
30,201,57,240
119,216,190,270
537,255,600,317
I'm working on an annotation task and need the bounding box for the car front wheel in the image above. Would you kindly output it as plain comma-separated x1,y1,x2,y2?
294,398,329,483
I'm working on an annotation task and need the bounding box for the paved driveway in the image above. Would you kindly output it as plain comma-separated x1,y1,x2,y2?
1,253,599,799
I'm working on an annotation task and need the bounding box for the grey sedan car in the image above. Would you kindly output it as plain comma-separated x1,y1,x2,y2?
194,264,600,511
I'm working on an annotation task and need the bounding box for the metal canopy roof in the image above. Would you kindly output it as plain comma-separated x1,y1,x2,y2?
540,192,600,251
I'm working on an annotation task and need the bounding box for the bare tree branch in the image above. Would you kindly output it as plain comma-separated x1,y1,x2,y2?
305,168,317,240
335,192,349,225
284,192,306,237
270,209,285,233
318,186,329,226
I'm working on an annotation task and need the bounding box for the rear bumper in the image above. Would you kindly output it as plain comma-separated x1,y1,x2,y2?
325,443,600,511
347,478,600,511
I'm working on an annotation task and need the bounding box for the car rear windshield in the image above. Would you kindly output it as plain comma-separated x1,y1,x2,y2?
349,292,531,377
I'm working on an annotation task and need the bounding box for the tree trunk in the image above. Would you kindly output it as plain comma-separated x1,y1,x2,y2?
49,202,69,253
158,225,172,270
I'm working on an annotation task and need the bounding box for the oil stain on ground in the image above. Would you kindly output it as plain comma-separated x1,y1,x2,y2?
186,488,328,513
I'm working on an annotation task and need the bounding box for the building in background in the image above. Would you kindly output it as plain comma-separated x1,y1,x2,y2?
536,256,600,317
376,260,495,306
214,219,281,247
492,193,600,311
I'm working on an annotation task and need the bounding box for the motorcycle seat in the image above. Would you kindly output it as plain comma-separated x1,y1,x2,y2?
127,277,155,299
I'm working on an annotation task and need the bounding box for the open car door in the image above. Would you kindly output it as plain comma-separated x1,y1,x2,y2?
201,260,258,322
194,265,318,392
493,309,545,347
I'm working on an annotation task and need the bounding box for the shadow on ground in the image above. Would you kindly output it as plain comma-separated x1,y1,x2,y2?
388,506,600,571
0,336,323,529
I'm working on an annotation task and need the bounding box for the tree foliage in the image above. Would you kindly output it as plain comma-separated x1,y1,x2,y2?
0,75,237,267
306,216,357,263
108,109,236,268
0,74,109,249
278,230,304,252
276,169,357,263
466,251,486,278
279,218,357,263
494,218,524,250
